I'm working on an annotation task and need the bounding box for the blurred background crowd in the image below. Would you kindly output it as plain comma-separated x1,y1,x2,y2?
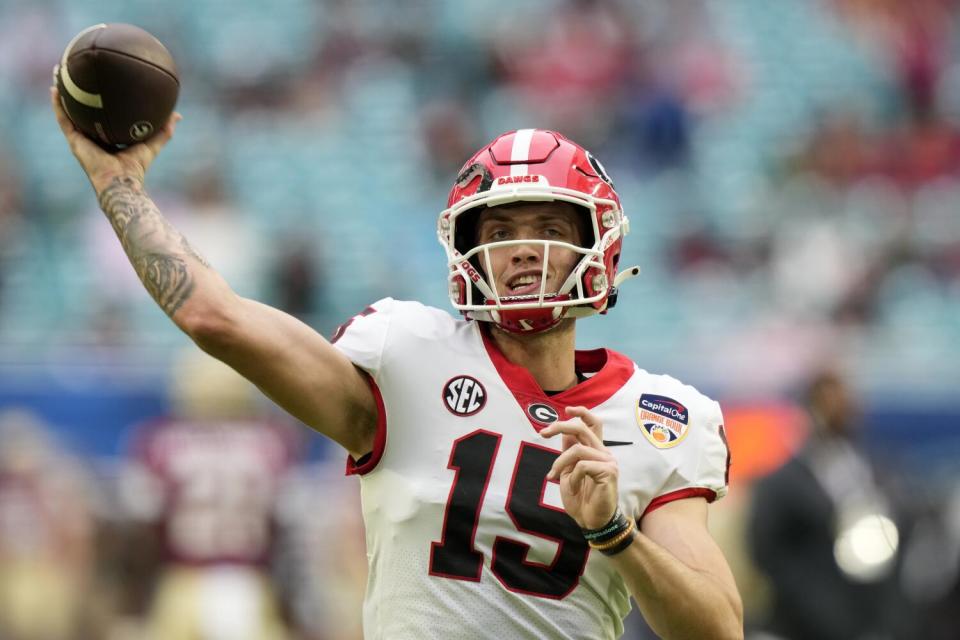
0,0,959,638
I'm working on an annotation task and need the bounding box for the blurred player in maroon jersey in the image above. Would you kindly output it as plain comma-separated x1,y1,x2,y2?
120,351,301,640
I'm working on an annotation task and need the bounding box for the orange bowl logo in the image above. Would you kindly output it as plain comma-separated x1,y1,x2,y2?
637,393,690,449
641,422,685,448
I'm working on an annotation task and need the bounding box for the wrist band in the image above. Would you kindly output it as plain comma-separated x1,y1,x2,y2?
581,507,630,542
589,518,635,552
583,508,638,557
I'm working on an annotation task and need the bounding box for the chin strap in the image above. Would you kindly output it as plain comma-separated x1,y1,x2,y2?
605,266,641,311
491,304,566,334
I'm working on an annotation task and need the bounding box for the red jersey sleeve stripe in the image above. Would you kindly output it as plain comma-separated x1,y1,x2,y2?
640,487,718,520
345,373,387,476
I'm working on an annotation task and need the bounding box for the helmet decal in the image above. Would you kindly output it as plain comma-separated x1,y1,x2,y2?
586,150,614,188
455,162,493,193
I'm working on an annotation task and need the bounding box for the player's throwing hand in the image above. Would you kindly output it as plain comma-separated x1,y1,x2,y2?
50,84,180,194
542,406,620,530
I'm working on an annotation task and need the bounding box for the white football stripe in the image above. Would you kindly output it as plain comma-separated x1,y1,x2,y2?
60,23,106,109
509,128,535,176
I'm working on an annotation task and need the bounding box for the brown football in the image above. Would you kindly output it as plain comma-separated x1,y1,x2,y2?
55,23,179,150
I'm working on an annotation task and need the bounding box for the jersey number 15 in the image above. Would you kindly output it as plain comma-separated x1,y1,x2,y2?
429,429,589,599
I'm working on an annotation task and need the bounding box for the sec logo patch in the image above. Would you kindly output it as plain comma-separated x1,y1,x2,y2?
636,394,689,449
443,376,487,416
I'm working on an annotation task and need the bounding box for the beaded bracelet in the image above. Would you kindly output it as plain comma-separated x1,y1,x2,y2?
589,519,637,556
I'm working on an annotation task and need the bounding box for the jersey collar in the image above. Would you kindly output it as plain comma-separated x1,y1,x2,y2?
478,324,634,430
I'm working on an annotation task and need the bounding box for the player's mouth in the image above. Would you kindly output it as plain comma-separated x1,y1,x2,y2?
505,273,546,296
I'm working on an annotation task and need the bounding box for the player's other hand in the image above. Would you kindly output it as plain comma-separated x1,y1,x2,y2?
50,83,181,196
542,406,620,530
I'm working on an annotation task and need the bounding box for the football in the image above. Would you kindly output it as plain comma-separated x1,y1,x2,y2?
55,23,179,150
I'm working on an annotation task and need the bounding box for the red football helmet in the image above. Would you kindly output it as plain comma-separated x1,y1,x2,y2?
437,129,639,333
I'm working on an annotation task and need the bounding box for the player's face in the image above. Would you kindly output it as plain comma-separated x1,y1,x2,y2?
475,202,584,298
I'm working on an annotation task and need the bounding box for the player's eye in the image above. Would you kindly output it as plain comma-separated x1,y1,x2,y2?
542,226,567,239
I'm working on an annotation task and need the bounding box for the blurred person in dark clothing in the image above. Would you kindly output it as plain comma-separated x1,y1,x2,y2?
899,479,960,640
747,368,906,640
270,235,325,324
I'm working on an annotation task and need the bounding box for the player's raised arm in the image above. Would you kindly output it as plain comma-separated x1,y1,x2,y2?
50,86,377,459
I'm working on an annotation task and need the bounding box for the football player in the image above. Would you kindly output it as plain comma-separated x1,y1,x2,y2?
52,84,743,639
119,352,298,640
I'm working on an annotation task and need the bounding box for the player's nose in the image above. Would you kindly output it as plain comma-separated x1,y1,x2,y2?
509,241,542,264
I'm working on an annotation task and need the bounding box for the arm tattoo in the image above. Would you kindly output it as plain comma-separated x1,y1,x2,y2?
98,176,210,317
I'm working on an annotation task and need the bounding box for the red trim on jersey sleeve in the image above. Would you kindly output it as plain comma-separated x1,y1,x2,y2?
479,324,635,430
345,373,387,476
718,424,731,486
330,305,377,344
640,487,718,520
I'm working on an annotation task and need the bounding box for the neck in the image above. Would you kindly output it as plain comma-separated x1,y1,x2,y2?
488,319,578,392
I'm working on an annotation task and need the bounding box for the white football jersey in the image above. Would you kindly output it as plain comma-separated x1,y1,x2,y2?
332,299,730,640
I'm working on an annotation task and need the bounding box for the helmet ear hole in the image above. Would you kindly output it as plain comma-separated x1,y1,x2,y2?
454,207,483,256
574,206,593,248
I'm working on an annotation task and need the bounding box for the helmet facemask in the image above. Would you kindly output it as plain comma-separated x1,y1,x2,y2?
439,188,622,333
437,129,637,334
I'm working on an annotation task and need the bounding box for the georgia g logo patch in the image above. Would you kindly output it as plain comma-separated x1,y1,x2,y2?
636,394,689,448
526,402,560,425
443,376,487,417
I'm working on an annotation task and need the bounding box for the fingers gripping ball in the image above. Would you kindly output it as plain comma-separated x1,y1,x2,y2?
55,23,179,150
